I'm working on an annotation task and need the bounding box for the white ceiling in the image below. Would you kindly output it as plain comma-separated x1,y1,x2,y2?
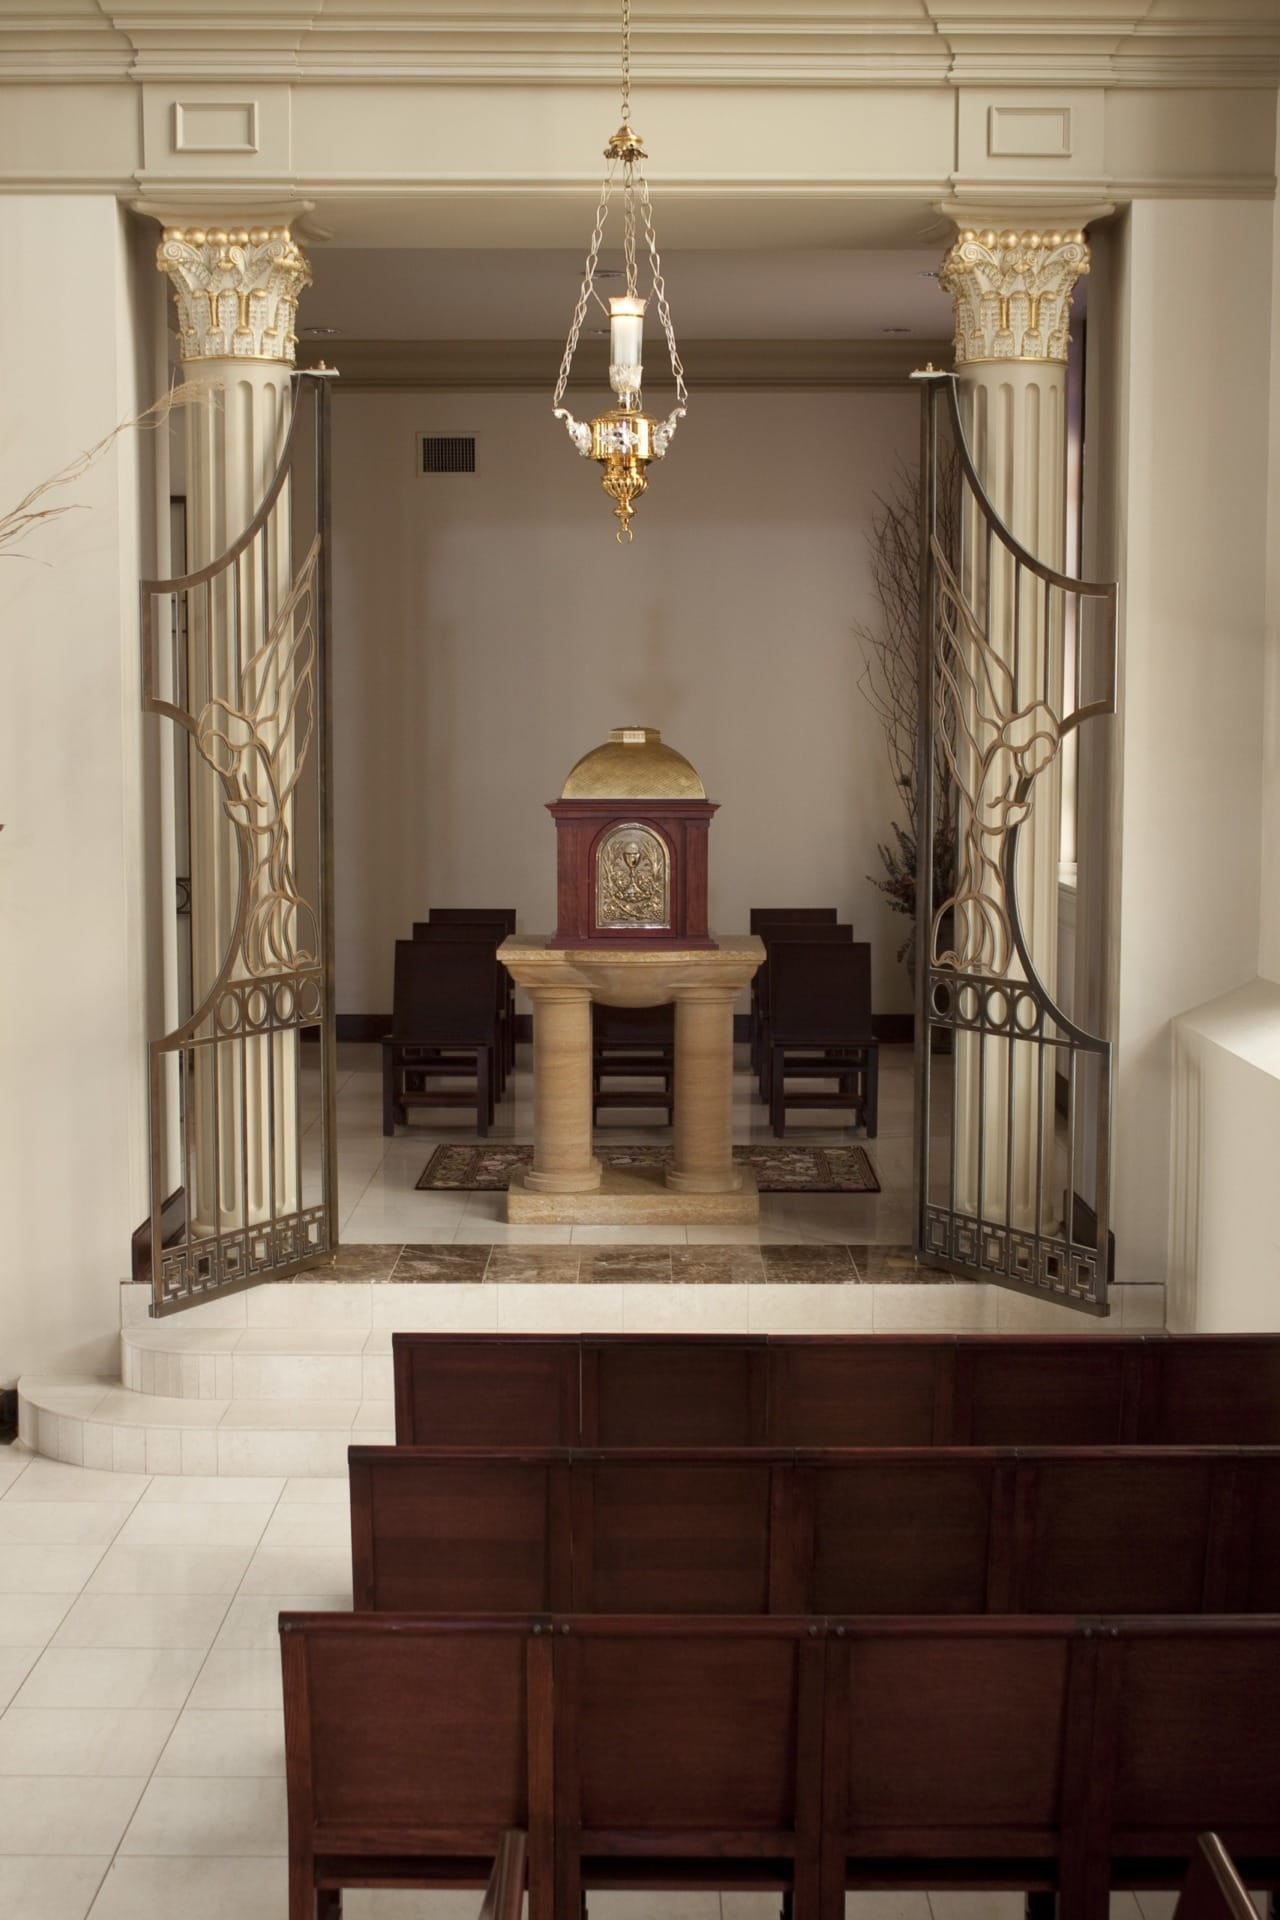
303,245,959,341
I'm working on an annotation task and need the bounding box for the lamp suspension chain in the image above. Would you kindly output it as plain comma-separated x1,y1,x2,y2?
551,0,687,541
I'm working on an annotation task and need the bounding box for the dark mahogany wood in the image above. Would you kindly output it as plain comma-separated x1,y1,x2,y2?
348,1444,1280,1620
552,1616,825,1918
547,798,717,949
279,1613,553,1920
392,1333,1280,1451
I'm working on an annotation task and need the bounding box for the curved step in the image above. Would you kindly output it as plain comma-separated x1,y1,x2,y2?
17,1372,393,1477
121,1323,392,1402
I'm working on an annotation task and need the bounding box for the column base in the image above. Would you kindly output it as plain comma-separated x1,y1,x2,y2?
507,1166,759,1225
521,1157,603,1196
664,1166,744,1196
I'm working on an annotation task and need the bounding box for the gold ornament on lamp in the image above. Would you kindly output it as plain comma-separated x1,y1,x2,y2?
552,0,687,542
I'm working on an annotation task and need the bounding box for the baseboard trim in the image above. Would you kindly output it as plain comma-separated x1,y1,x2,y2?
340,1011,914,1045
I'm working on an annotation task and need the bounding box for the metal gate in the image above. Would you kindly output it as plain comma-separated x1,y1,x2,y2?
140,372,337,1314
913,372,1117,1312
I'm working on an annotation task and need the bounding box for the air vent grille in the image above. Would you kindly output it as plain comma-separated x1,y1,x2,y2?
419,434,476,475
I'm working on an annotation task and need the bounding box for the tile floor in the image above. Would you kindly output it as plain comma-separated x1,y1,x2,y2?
0,1447,1185,1920
322,1041,918,1248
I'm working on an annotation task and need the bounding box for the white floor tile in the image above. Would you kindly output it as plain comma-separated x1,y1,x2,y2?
747,1281,876,1332
85,1544,256,1597
154,1709,285,1777
85,1855,288,1920
0,1776,146,1855
238,1544,353,1596
0,1503,126,1547
927,1896,1024,1920
0,1647,39,1710
118,1775,287,1856
13,1647,206,1712
495,1283,626,1332
0,1593,72,1650
620,1283,752,1332
184,1649,283,1711
110,1504,272,1550
278,1476,349,1505
50,1593,232,1652
138,1476,284,1505
871,1283,1000,1333
215,1429,353,1478
212,1592,351,1650
589,1897,721,1920
0,1709,178,1777
2,1464,147,1505
257,1502,350,1548
216,1399,358,1431
0,1855,109,1920
0,1547,111,1595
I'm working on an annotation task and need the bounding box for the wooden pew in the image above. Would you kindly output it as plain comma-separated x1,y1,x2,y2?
392,1332,1280,1450
348,1444,1280,1618
279,1612,553,1920
281,1611,1280,1920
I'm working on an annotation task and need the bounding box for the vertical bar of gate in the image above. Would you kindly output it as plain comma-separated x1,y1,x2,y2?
315,376,340,1254
913,375,939,1260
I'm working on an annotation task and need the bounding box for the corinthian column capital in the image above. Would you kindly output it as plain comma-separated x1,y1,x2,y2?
156,225,312,365
940,226,1090,367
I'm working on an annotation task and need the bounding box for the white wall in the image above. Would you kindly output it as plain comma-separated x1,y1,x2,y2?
1261,112,1280,986
1106,199,1275,1291
0,197,150,1383
331,385,919,1019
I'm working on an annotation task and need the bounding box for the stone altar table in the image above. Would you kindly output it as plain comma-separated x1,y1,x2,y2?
498,935,766,1224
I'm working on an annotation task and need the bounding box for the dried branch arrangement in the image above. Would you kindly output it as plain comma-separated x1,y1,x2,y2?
0,380,215,561
855,453,960,966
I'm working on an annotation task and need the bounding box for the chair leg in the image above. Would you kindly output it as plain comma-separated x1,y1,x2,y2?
864,1043,879,1139
1025,1896,1056,1920
381,1045,397,1137
316,1892,343,1920
770,1046,787,1138
477,1046,491,1138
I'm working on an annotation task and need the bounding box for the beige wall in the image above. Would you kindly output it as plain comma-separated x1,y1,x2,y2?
1107,198,1275,1294
0,196,150,1383
330,384,920,1020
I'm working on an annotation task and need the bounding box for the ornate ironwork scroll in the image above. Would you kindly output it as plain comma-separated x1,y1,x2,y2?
140,374,337,1313
913,373,1117,1312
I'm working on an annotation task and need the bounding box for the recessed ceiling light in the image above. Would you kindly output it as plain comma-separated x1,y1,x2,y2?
302,325,342,337
595,268,624,280
919,269,939,279
882,326,912,335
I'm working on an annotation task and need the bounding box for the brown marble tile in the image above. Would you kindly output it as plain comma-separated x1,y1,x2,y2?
485,1248,582,1285
760,1244,858,1283
577,1248,674,1284
848,1244,959,1282
389,1244,492,1282
301,1243,403,1281
669,1246,766,1284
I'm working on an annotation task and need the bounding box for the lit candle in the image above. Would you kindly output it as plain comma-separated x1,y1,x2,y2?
609,294,646,398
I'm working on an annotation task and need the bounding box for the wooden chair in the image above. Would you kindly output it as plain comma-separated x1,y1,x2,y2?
767,940,878,1137
553,1617,824,1918
1173,1837,1257,1920
749,910,841,1080
279,1612,552,1920
382,939,499,1137
592,1002,675,1126
413,920,514,1091
427,911,517,1079
754,921,854,1092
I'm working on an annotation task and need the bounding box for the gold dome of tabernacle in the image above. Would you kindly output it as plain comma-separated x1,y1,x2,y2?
560,728,706,801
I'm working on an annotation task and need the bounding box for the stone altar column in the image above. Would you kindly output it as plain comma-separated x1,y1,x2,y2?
523,986,602,1194
938,222,1090,1229
667,987,740,1194
156,223,312,1237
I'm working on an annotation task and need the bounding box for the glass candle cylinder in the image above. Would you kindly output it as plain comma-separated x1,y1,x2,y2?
609,295,646,397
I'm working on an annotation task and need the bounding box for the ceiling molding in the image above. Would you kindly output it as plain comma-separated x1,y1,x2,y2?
0,3,1275,88
295,335,955,391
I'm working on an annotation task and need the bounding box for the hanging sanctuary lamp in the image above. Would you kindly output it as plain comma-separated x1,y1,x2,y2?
552,0,688,542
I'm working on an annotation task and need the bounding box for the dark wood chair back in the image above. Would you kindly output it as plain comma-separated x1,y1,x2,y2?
768,940,873,1044
429,907,518,933
280,1612,553,1920
393,1335,580,1448
1173,1836,1257,1920
392,1332,1280,1450
553,1617,824,1917
760,921,854,947
349,1444,1280,1619
392,938,497,1040
750,907,841,931
412,921,503,946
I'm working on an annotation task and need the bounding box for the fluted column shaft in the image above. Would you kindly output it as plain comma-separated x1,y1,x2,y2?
940,224,1089,1229
157,224,312,1237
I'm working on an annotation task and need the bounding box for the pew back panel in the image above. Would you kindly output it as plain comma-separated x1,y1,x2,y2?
582,1338,768,1447
393,1336,579,1448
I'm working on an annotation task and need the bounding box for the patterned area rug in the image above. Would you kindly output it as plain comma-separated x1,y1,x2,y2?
417,1142,880,1194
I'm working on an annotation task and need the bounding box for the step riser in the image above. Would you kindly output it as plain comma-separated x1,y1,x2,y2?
16,1398,393,1477
121,1343,393,1403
